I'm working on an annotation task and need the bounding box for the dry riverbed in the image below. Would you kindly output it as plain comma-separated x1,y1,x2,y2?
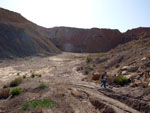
0,53,140,113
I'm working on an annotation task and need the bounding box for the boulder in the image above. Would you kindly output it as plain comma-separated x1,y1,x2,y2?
91,72,101,80
0,88,10,99
130,80,141,87
81,77,88,81
121,66,138,72
121,66,129,71
141,57,147,61
125,73,137,80
140,82,149,88
127,66,138,72
122,71,128,75
148,82,150,87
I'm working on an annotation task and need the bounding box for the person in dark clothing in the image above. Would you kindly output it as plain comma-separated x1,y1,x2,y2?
101,72,107,88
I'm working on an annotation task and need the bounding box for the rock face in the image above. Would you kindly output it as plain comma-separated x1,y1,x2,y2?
0,8,60,58
48,27,124,52
124,27,150,40
48,27,150,53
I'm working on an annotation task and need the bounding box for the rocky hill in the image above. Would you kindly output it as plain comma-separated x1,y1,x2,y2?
0,8,60,58
0,8,150,58
48,27,124,52
123,27,150,41
48,27,150,53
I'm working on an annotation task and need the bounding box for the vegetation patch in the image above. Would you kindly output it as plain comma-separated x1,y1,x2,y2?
113,76,130,86
31,73,35,78
97,53,107,57
23,75,26,79
86,57,93,63
20,99,56,111
31,73,42,78
9,77,22,87
86,64,94,70
10,88,21,96
38,83,46,89
3,83,9,89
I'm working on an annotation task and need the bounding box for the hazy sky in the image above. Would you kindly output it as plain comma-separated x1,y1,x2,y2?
0,0,150,32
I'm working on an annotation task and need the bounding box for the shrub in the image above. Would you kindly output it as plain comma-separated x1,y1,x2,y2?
76,67,83,71
10,88,21,96
23,75,26,79
31,73,41,78
86,57,93,63
17,73,20,76
31,73,35,78
0,88,10,99
37,74,41,77
3,83,9,89
87,65,94,70
114,76,130,86
38,83,46,89
97,53,107,57
20,99,56,111
9,77,22,87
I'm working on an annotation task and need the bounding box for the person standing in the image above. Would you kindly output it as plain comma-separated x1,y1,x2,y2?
101,72,107,88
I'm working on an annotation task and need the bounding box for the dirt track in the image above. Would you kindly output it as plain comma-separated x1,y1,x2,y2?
0,53,140,113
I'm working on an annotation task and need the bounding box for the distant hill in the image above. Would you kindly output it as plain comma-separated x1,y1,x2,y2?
0,8,60,58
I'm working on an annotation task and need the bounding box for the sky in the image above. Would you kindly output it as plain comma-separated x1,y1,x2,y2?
0,0,150,32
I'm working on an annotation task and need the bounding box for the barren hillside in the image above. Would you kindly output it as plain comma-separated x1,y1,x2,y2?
80,36,150,112
0,8,150,58
0,8,60,58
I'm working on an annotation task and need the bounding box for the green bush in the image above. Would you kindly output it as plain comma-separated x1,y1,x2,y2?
86,57,93,63
114,76,130,86
10,88,21,96
38,83,46,89
9,77,22,87
20,99,56,111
